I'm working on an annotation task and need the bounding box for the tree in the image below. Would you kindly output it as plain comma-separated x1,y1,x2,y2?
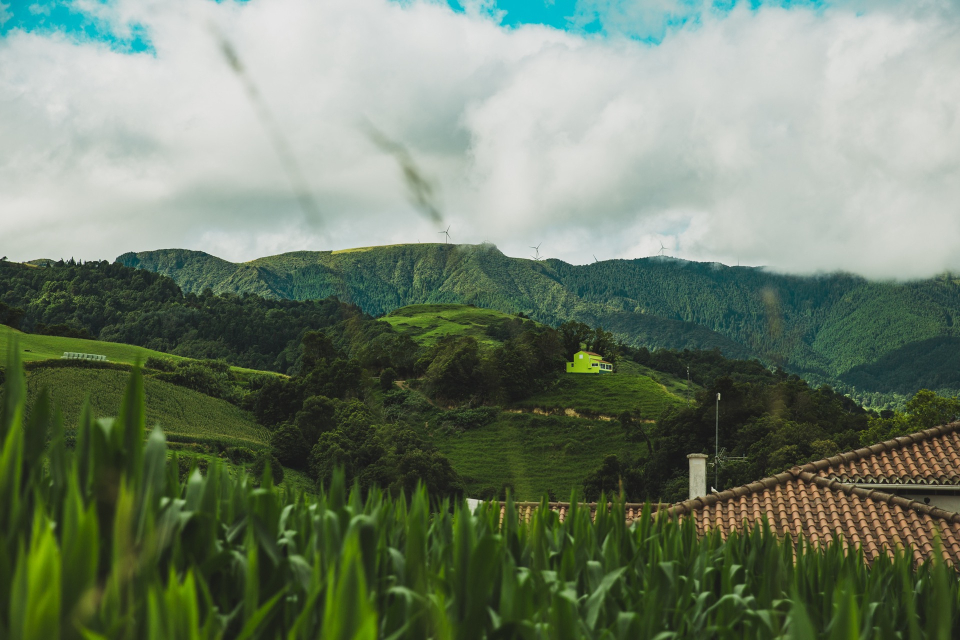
393,447,464,499
379,367,398,392
302,357,364,399
294,395,339,446
859,389,960,446
0,302,24,331
588,327,618,362
301,331,339,371
270,423,309,469
559,321,593,361
246,376,304,427
423,337,484,403
582,455,640,501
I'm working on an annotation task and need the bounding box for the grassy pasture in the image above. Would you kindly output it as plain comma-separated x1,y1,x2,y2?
513,368,690,419
380,303,529,348
427,411,645,500
25,367,269,448
0,324,187,366
0,324,280,378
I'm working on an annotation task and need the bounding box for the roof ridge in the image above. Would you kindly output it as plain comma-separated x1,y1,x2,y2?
797,470,960,525
664,461,960,526
799,421,960,474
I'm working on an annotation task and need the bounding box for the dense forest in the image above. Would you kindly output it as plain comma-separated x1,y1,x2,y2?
118,244,960,404
0,259,370,372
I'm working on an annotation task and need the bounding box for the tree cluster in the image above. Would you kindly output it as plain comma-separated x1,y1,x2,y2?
0,260,371,373
585,374,873,503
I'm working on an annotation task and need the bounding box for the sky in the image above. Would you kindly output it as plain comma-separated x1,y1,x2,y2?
2,0,960,279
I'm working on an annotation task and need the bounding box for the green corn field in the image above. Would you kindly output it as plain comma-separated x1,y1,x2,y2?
0,344,958,639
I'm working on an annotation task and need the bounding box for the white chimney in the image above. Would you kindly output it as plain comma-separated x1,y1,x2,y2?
687,454,708,500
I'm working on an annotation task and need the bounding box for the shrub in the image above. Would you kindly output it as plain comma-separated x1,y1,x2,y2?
444,406,499,430
153,361,234,401
251,451,284,485
33,321,94,339
225,446,257,464
144,356,176,372
175,454,209,482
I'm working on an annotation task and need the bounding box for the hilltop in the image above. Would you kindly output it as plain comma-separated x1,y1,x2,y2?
119,244,960,404
376,303,692,420
380,303,539,348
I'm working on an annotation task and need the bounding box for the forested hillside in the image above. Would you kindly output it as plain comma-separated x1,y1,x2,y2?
0,259,377,372
118,244,960,403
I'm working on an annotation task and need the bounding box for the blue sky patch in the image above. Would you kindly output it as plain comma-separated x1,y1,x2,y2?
443,0,827,41
0,0,830,53
0,0,152,52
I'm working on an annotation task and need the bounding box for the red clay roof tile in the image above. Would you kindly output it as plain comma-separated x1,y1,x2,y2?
813,422,960,485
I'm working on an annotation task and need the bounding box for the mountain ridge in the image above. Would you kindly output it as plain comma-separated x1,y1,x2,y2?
117,244,960,402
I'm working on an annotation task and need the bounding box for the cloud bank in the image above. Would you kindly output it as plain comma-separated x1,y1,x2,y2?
2,0,960,279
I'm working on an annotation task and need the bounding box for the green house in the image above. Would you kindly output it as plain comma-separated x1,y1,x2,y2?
566,350,613,374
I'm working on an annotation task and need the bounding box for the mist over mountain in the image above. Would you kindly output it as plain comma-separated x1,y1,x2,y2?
118,243,960,404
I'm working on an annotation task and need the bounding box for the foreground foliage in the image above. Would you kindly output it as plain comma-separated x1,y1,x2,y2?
3,348,960,639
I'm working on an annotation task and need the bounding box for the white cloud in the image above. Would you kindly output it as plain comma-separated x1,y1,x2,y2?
2,0,960,279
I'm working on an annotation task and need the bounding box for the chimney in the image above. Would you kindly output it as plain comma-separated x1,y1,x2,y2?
687,454,708,500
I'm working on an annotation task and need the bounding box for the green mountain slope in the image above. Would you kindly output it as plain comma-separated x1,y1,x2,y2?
117,245,960,398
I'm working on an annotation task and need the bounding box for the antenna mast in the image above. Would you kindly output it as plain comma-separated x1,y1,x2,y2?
715,393,720,491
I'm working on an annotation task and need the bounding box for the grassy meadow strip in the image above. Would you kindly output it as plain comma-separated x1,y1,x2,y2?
1,344,959,639
23,367,270,448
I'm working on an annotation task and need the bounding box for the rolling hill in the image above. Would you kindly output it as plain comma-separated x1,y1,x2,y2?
24,367,269,449
119,244,960,401
0,323,188,366
0,324,275,377
380,303,536,348
379,303,693,419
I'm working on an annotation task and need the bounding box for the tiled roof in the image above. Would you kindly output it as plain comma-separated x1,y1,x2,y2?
665,422,960,565
812,422,960,485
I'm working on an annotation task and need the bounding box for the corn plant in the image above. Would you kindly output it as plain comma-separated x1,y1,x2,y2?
0,342,958,639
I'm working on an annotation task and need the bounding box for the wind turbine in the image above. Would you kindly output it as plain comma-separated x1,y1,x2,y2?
530,243,542,261
439,226,451,244
658,241,667,257
593,255,599,264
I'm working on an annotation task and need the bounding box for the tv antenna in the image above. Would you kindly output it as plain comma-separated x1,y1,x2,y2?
530,243,543,261
710,393,746,491
439,226,451,244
